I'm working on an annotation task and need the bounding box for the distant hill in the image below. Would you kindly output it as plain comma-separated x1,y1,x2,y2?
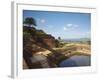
62,38,90,42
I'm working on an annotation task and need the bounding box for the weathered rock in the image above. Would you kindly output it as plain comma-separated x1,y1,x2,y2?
23,26,60,69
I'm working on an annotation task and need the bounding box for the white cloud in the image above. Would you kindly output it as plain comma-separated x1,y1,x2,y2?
40,19,46,23
63,23,79,31
66,24,73,27
63,27,68,31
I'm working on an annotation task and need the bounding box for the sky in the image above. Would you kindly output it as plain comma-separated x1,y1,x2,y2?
23,10,91,39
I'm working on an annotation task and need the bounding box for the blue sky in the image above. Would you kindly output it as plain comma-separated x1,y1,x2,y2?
23,10,91,39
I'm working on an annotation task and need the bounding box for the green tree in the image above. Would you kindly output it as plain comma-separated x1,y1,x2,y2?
24,17,37,27
58,36,61,40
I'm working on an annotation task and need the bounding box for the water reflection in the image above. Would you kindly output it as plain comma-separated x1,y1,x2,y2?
59,55,91,67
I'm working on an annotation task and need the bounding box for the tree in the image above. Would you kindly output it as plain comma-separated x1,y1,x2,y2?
58,36,61,41
24,17,37,27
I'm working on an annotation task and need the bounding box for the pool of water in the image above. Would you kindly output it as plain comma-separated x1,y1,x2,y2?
59,55,91,67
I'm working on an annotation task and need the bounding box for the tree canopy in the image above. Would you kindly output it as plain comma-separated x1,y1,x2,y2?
24,17,37,26
58,36,61,40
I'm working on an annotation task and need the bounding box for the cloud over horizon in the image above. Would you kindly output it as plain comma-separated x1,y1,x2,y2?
63,23,79,31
